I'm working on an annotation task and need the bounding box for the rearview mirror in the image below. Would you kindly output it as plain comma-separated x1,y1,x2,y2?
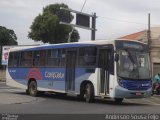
115,54,119,62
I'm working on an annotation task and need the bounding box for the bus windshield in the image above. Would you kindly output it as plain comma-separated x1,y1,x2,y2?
117,50,151,80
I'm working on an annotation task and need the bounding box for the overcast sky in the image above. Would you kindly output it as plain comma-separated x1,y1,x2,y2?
0,0,160,45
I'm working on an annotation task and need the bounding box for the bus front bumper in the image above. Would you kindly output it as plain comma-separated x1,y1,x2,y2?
115,86,152,99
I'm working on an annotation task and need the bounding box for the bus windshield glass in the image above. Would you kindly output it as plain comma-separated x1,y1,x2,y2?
117,50,151,79
116,40,151,80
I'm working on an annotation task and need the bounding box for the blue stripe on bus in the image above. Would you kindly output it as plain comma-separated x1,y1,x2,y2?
121,79,152,90
9,68,95,80
9,68,66,81
8,68,95,90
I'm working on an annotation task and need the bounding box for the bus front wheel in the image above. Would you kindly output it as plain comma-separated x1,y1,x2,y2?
29,81,38,97
84,83,94,103
26,89,29,95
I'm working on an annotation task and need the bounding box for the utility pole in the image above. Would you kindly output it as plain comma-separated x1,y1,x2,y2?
147,13,153,78
147,13,151,53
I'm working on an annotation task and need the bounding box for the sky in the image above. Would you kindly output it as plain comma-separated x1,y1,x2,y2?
0,0,160,45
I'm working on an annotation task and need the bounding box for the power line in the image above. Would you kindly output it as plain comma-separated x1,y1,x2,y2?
68,0,88,42
98,16,159,26
98,16,147,25
81,0,87,12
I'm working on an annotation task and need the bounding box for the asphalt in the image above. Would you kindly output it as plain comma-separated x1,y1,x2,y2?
0,82,160,115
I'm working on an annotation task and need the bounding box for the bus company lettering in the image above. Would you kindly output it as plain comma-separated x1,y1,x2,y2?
45,72,64,79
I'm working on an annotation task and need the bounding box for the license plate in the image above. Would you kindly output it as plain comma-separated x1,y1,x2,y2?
136,92,142,96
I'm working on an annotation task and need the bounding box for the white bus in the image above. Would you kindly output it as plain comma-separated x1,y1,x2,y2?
6,39,152,103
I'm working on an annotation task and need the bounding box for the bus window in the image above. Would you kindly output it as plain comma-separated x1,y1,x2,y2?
8,52,20,67
20,51,33,67
78,47,97,67
40,51,46,66
59,49,66,67
33,50,46,67
33,51,39,66
8,52,14,67
46,49,59,67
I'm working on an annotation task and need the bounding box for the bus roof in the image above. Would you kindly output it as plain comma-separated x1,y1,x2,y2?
10,39,147,52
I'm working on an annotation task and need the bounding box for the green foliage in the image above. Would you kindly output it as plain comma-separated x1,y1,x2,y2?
0,26,17,68
28,3,80,44
0,26,18,45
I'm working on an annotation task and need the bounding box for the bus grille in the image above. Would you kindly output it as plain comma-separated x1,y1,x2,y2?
122,80,151,91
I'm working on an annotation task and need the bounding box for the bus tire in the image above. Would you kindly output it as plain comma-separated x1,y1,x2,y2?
84,83,94,103
114,98,123,104
26,89,29,95
29,81,38,97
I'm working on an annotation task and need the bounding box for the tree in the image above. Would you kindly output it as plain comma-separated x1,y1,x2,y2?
0,26,18,45
0,26,17,68
28,3,80,44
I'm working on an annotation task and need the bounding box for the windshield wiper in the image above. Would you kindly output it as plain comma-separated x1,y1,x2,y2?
124,49,135,64
124,49,140,78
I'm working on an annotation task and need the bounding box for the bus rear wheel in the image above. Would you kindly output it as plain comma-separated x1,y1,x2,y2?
29,81,38,97
84,83,94,103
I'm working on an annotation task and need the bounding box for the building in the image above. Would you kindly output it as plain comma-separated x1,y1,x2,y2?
119,27,160,77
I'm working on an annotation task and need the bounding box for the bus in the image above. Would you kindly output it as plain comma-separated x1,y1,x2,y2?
6,39,152,103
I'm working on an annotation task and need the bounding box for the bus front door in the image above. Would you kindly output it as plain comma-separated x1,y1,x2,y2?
98,49,111,95
66,50,77,92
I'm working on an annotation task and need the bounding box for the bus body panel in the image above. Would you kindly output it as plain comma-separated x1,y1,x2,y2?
7,67,116,97
7,67,66,91
6,68,27,89
108,75,116,98
75,68,98,95
7,67,98,94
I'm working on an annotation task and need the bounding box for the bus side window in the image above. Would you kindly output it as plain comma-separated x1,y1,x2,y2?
78,47,97,67
33,50,46,67
20,51,33,67
46,49,59,67
33,51,40,67
40,51,46,66
59,49,66,67
8,52,20,67
8,52,14,67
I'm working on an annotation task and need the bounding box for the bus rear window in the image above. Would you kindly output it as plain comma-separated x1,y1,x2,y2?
8,52,20,67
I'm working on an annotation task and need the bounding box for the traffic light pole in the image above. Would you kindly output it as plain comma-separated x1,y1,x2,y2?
91,13,96,40
60,7,97,41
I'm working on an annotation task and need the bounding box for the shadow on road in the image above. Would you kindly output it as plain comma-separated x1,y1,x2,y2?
15,92,150,106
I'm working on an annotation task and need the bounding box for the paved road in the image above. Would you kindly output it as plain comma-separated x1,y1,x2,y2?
0,82,160,114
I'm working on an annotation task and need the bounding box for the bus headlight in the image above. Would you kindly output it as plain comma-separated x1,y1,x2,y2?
118,78,127,89
118,78,124,87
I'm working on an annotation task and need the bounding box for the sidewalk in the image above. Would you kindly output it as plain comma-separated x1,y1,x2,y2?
0,70,6,82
